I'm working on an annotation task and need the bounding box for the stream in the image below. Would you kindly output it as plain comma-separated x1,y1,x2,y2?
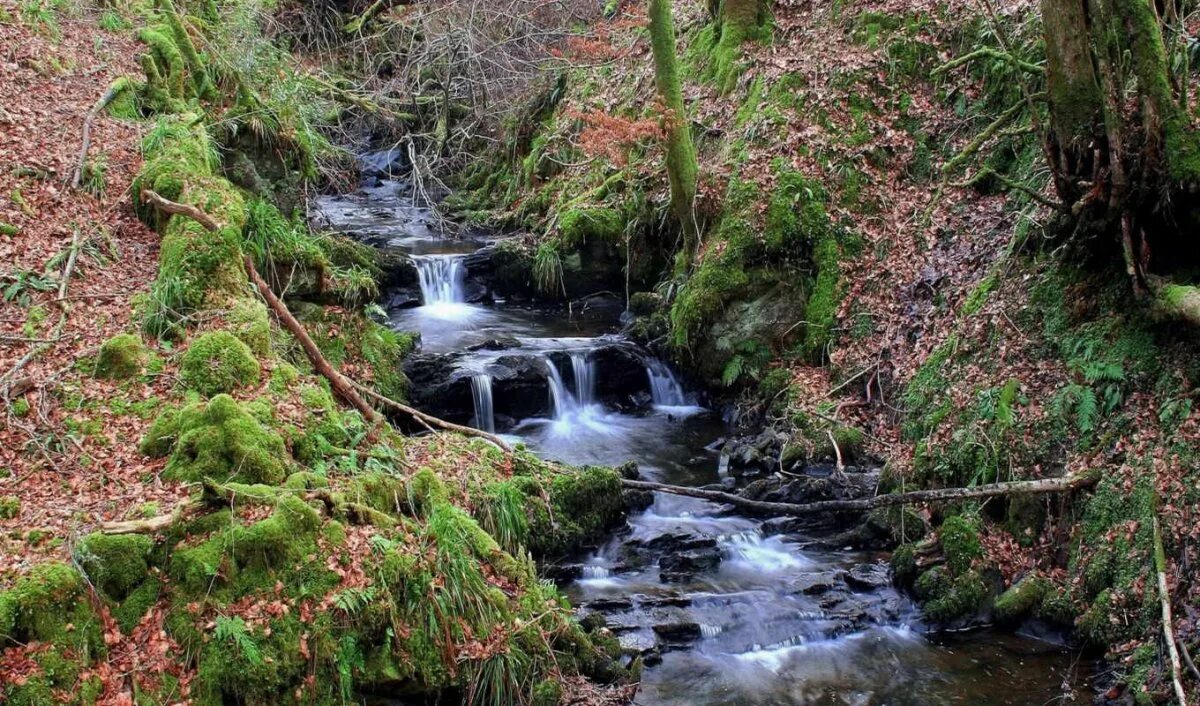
315,165,1092,705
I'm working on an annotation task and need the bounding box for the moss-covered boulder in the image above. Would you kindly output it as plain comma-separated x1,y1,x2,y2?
0,563,105,704
74,532,154,601
180,330,260,396
94,333,147,379
160,394,287,485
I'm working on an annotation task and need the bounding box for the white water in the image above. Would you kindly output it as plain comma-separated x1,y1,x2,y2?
413,255,473,320
571,352,596,407
646,358,689,406
470,374,495,433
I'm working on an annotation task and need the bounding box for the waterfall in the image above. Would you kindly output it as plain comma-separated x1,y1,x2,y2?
570,352,595,407
544,358,576,417
646,358,689,406
470,374,494,433
413,255,465,305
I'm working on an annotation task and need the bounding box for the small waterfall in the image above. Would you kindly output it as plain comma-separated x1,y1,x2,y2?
413,255,465,305
570,352,596,407
646,358,689,406
544,358,577,417
470,374,495,433
581,565,611,579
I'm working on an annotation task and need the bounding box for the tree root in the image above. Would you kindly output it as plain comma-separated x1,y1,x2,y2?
140,189,221,231
1153,511,1190,706
621,470,1099,517
72,78,133,190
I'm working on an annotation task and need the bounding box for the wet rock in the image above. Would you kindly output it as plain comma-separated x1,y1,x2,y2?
623,488,655,511
652,621,701,643
845,563,892,592
629,532,717,553
541,563,582,582
637,594,692,608
585,597,634,611
658,547,721,582
792,573,842,596
383,288,421,310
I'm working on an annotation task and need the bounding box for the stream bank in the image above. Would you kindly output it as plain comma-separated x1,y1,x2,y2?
316,166,1096,705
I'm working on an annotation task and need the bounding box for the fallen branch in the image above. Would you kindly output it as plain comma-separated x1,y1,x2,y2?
620,472,1099,517
351,380,513,452
932,47,1044,77
140,189,222,231
100,501,197,534
72,78,132,190
1154,512,1190,706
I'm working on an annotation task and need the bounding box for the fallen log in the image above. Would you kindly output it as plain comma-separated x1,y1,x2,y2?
140,189,222,231
620,471,1099,517
1154,511,1190,706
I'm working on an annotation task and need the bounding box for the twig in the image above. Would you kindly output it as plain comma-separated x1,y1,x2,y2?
72,78,130,190
1153,513,1190,706
140,189,222,231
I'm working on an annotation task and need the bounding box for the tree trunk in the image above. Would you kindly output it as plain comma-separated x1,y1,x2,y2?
647,0,699,253
1041,0,1102,202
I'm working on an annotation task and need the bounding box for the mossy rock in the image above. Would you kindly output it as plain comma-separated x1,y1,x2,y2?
228,298,271,355
992,573,1049,625
180,330,260,396
162,394,287,485
94,333,147,379
938,514,982,575
506,465,626,557
75,532,154,601
916,567,988,624
558,207,624,244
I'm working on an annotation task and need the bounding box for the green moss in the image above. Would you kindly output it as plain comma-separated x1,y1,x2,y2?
0,495,19,519
180,330,260,396
504,465,625,557
140,404,183,457
10,397,31,417
992,573,1049,624
696,0,772,93
75,532,154,601
94,333,147,380
939,514,982,574
803,232,840,362
920,568,988,623
163,394,288,485
228,298,271,355
557,207,624,244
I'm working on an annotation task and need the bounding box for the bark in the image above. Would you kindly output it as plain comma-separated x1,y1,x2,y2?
1153,512,1189,706
647,0,699,251
73,79,132,190
621,472,1100,517
1040,0,1102,201
243,255,385,426
140,189,222,231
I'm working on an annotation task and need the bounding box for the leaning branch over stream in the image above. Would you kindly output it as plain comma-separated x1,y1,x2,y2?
621,472,1100,516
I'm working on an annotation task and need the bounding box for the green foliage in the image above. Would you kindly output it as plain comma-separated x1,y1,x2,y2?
74,533,153,601
557,207,624,244
939,514,982,574
93,333,147,380
157,394,288,485
0,495,19,519
215,616,263,665
180,330,260,396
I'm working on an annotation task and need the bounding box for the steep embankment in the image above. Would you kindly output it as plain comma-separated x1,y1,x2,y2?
455,0,1200,701
0,1,633,703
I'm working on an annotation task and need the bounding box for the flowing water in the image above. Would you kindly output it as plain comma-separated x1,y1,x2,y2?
315,176,1092,705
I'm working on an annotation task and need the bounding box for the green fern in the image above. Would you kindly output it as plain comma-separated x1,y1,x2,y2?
214,616,262,665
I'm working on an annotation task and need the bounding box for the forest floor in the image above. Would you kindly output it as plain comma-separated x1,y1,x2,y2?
0,1,192,581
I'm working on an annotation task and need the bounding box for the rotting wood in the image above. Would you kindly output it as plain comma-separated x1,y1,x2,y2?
620,472,1099,517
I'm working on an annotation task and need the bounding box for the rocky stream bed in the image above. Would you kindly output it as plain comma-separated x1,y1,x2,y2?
314,158,1095,706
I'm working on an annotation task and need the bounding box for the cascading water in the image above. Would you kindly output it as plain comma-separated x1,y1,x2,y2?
331,156,1094,706
544,357,577,417
646,358,690,407
570,352,596,407
413,254,465,305
470,374,495,433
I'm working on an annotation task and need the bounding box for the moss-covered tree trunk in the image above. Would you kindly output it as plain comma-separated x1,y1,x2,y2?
647,0,700,254
709,0,769,91
1041,0,1200,313
1040,0,1102,204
